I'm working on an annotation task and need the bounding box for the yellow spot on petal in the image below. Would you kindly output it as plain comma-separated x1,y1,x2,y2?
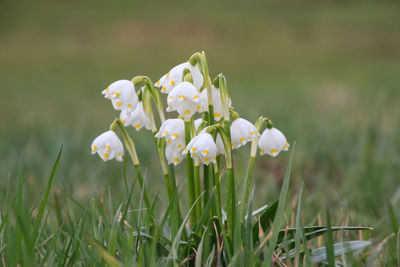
116,101,122,107
197,105,201,110
213,157,216,161
174,157,179,163
114,92,120,97
184,148,187,152
106,145,110,150
270,148,277,154
250,131,255,136
169,96,173,100
214,113,221,118
166,72,170,78
167,139,172,144
232,143,235,148
170,80,175,85
178,144,182,149
135,124,141,129
121,120,125,124
179,95,185,100
184,110,191,115
193,95,198,100
192,152,196,156
260,149,264,154
204,157,209,163
203,150,209,155
93,145,97,151
164,130,168,135
127,104,132,108
106,87,109,92
156,81,160,85
162,86,166,92
172,133,178,138
240,137,245,142
118,152,121,157
191,147,196,152
283,141,289,149
103,153,109,159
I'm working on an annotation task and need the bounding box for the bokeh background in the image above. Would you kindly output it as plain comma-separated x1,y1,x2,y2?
1,0,400,260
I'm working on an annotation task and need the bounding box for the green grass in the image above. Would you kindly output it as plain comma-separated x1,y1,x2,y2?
1,0,400,265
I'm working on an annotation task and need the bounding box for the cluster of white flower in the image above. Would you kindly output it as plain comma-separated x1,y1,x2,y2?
91,58,289,164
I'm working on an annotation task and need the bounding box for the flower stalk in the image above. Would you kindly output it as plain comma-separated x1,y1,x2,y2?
109,119,151,208
185,120,197,225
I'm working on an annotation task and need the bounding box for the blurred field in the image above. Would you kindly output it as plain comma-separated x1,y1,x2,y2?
1,0,400,263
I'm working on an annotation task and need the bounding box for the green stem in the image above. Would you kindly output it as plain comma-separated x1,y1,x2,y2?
134,164,151,208
203,164,209,207
194,162,202,220
213,162,223,224
226,167,236,238
110,119,151,209
185,121,196,226
241,156,255,221
168,164,186,240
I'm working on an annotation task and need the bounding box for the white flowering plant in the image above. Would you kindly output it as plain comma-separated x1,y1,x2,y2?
91,52,372,265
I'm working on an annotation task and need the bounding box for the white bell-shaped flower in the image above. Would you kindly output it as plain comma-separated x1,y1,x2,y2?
91,130,124,162
166,82,201,120
165,140,186,165
119,102,151,131
200,86,232,121
155,62,204,94
102,80,138,111
230,118,259,149
155,118,185,144
183,132,218,165
198,126,225,155
258,127,289,157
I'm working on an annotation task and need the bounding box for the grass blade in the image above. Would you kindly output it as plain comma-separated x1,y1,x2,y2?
325,207,335,266
294,182,304,265
33,146,62,243
263,142,296,264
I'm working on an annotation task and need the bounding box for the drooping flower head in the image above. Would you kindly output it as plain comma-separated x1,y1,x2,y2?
166,82,201,120
165,140,186,165
91,130,124,162
258,127,289,157
230,118,259,149
119,102,151,131
102,80,138,111
183,132,218,165
155,118,185,144
200,86,232,121
155,62,204,94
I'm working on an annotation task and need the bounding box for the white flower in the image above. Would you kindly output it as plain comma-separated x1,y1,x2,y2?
165,140,186,165
197,123,225,155
101,80,138,111
155,62,203,94
258,127,289,157
119,102,151,131
183,133,218,165
91,130,124,162
166,82,201,120
200,86,232,121
155,118,185,144
230,118,259,149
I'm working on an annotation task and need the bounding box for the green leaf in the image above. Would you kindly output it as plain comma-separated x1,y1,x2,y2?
325,207,335,266
252,200,278,245
263,142,296,265
33,146,62,243
294,182,304,265
84,234,122,267
311,240,371,263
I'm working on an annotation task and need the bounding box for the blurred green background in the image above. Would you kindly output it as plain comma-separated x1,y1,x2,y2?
1,0,400,260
